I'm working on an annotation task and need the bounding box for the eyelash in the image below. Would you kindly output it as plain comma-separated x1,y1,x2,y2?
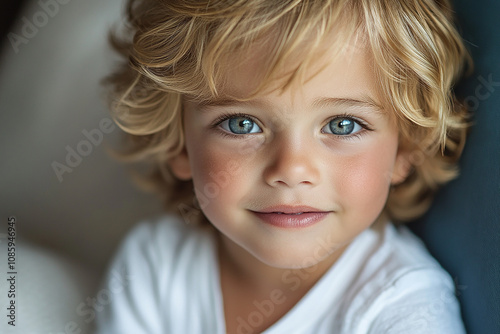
322,113,373,141
210,112,260,139
210,112,373,141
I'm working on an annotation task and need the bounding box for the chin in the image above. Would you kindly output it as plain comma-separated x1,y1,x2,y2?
249,244,327,270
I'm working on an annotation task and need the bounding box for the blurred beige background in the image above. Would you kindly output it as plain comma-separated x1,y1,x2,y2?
0,0,163,332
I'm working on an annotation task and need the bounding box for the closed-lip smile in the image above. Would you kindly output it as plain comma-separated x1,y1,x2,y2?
250,205,332,228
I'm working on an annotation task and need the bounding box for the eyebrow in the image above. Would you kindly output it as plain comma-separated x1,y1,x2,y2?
196,96,385,114
312,97,385,114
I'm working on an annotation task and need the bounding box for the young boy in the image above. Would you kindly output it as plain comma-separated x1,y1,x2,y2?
97,0,471,333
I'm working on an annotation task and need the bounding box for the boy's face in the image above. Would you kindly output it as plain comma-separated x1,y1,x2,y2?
171,39,410,269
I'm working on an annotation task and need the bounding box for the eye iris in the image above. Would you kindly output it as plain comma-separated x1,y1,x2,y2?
229,117,254,134
329,118,354,135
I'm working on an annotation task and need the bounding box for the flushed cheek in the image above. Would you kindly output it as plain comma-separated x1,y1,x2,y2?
333,143,397,223
186,139,257,218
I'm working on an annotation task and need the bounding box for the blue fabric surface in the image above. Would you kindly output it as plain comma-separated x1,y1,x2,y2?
408,1,500,333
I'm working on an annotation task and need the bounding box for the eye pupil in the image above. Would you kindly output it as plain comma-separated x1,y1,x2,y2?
329,118,354,135
229,117,254,134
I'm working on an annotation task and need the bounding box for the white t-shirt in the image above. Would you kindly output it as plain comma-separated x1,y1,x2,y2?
96,214,466,334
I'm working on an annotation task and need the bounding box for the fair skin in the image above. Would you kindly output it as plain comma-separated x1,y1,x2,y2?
170,37,410,333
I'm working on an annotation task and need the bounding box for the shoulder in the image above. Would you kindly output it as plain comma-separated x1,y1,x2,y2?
108,213,217,289
108,213,214,291
96,214,216,333
355,223,452,285
344,223,465,333
115,213,210,265
120,213,196,247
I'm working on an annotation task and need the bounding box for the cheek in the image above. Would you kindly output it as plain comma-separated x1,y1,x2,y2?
334,137,398,217
184,134,257,215
188,144,234,200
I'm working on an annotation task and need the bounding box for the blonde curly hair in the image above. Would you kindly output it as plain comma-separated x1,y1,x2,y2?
105,0,472,225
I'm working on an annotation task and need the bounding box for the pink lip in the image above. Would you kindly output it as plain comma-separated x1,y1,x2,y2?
251,205,331,228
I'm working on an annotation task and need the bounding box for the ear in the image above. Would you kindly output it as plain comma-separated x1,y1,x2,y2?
168,148,192,181
391,149,413,185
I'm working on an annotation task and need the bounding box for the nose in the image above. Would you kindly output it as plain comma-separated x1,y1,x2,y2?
263,135,321,188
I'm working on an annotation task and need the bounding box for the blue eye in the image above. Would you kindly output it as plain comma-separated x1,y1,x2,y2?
220,116,262,134
322,117,363,135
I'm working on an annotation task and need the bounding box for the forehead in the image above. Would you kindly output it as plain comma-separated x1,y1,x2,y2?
203,33,383,111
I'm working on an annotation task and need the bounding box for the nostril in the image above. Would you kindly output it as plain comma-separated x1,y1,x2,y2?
263,154,320,188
